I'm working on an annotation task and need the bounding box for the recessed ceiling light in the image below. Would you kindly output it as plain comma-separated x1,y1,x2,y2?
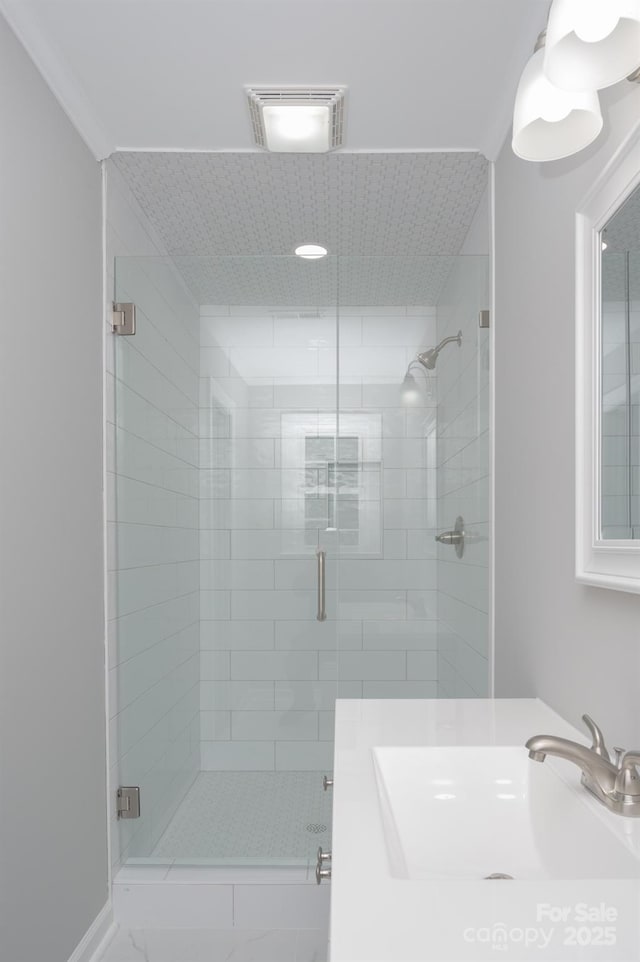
246,86,346,152
295,244,328,260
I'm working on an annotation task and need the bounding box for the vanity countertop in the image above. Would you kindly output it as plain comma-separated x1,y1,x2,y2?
329,698,640,962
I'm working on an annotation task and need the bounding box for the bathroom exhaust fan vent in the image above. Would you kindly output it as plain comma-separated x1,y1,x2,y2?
246,86,346,151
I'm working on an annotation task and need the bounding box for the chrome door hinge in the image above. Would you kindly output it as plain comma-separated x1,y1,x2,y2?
479,309,490,329
112,302,136,335
316,847,332,884
117,786,140,819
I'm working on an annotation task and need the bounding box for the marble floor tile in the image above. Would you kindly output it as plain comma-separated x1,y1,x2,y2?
295,929,328,962
100,926,320,962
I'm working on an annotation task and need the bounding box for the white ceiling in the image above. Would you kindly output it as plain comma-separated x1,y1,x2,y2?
112,150,488,304
1,0,549,160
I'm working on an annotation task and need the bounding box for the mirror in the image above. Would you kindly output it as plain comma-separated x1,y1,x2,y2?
576,124,640,593
600,184,640,541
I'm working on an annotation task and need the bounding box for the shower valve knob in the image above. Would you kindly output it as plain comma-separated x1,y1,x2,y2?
435,516,465,559
323,775,333,791
317,847,332,863
436,531,463,545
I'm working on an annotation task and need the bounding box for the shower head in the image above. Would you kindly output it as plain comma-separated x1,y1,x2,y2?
400,329,461,403
416,330,462,370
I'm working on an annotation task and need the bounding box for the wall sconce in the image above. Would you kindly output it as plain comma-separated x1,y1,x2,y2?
512,33,603,162
544,0,640,92
512,0,640,163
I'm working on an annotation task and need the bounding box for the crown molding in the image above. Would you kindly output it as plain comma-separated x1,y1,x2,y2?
0,0,113,160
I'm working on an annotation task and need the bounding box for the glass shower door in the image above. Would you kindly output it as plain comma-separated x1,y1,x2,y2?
110,255,339,867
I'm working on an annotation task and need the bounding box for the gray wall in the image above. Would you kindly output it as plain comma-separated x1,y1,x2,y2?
0,15,107,962
495,82,640,745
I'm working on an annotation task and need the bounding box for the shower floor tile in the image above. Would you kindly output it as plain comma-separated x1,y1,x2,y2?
152,771,332,861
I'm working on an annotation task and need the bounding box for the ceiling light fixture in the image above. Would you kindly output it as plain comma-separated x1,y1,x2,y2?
512,35,603,162
544,0,640,92
295,244,328,259
246,86,346,152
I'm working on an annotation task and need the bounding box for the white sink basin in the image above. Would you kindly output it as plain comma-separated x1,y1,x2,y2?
373,746,639,881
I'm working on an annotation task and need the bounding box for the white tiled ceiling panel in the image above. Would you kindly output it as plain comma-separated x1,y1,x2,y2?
113,151,488,305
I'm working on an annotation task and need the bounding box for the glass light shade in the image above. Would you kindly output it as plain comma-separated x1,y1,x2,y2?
544,0,640,91
512,49,603,162
262,104,331,152
400,372,421,405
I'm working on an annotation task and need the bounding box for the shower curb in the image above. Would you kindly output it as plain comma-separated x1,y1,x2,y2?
113,865,330,929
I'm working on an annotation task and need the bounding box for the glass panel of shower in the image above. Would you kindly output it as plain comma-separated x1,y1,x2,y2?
334,257,490,701
110,253,489,871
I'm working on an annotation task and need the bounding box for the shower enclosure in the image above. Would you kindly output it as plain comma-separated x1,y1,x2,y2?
109,253,490,871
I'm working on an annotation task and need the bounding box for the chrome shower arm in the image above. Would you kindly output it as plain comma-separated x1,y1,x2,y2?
434,332,463,353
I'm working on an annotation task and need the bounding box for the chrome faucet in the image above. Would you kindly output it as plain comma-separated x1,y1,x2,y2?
526,714,640,817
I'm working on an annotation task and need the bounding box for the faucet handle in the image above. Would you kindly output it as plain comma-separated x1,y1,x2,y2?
612,746,626,769
614,751,640,798
582,714,610,760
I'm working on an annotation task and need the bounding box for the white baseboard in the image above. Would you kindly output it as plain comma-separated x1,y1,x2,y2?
67,901,116,962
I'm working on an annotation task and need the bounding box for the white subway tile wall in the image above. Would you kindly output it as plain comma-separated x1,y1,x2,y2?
435,253,490,697
106,163,201,872
199,304,440,768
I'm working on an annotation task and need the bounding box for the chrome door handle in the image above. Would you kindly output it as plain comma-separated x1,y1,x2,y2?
316,549,327,621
